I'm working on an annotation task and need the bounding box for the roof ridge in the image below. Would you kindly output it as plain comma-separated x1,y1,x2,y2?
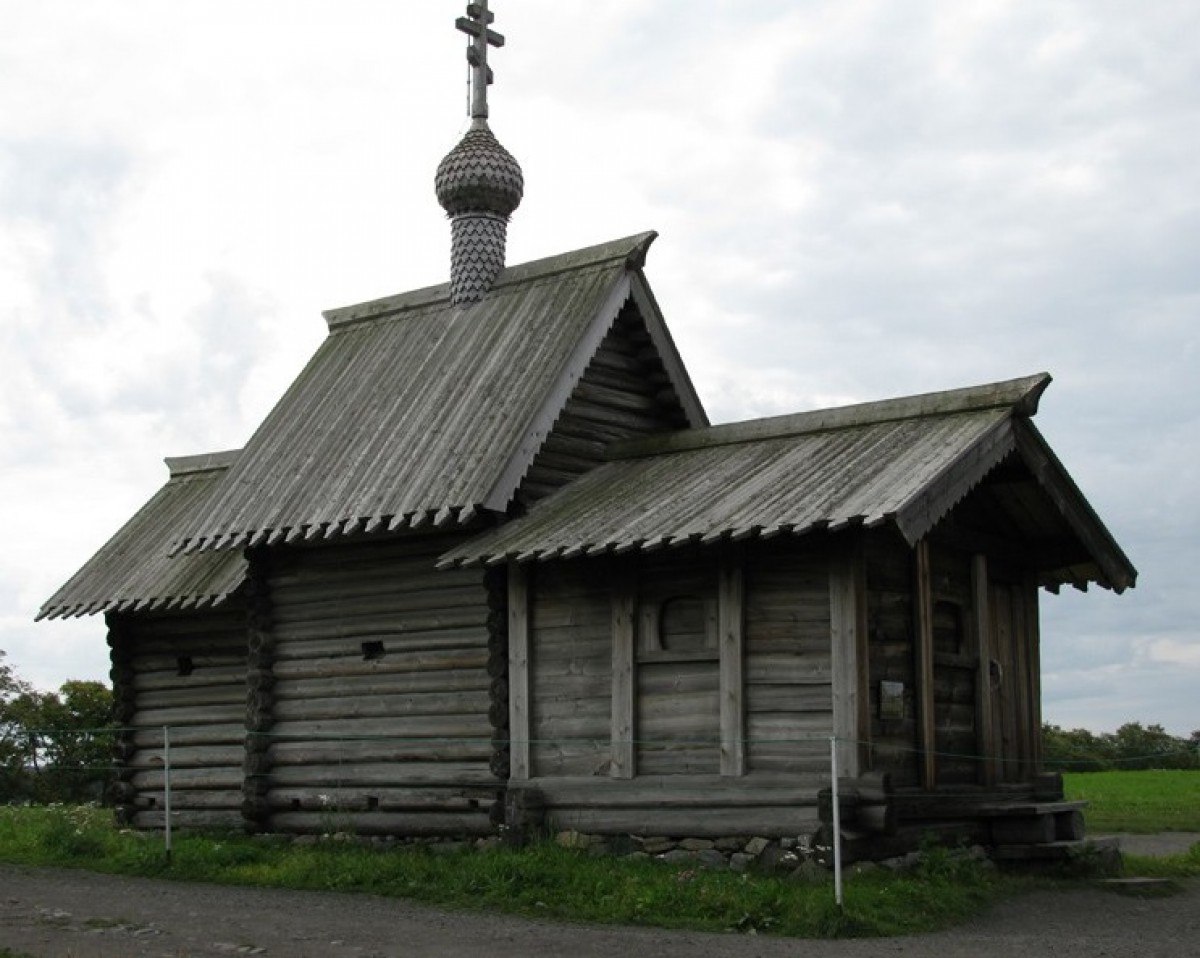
609,373,1052,461
164,449,241,478
322,231,657,330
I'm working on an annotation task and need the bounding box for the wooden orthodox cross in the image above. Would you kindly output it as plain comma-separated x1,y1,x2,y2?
456,1,505,121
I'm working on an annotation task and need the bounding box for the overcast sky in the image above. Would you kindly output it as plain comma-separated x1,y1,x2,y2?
1,1,1196,735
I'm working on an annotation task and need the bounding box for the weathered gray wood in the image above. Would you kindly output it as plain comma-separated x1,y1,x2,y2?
274,668,489,700
268,761,498,788
269,714,489,741
517,774,823,807
610,569,636,779
914,539,936,790
508,562,530,780
546,806,820,838
971,554,995,785
268,739,491,765
830,548,860,778
271,690,490,722
1024,573,1043,772
719,559,745,776
611,373,1048,460
268,810,493,836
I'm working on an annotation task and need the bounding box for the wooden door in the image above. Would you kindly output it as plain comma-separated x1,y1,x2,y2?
988,578,1038,783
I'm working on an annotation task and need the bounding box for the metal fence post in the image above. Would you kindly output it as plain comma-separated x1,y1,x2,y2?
830,735,843,909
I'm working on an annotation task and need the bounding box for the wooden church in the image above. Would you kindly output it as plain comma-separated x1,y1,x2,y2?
40,3,1135,857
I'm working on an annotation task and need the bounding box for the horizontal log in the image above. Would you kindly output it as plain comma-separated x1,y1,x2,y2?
274,608,487,642
747,685,832,713
747,751,830,775
267,786,497,812
274,668,488,701
136,685,247,710
274,625,488,659
128,745,242,770
746,712,833,742
130,654,246,674
132,665,247,692
270,565,481,598
273,586,487,625
121,613,247,642
267,809,492,836
273,648,487,676
133,788,243,810
747,656,832,685
131,704,243,728
272,690,490,722
544,806,821,838
132,724,245,749
637,749,718,776
520,775,824,808
270,739,491,765
133,810,244,830
131,767,244,791
269,714,491,742
267,761,497,788
532,673,612,699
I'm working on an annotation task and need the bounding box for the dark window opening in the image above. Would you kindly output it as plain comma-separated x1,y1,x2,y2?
176,655,194,676
291,798,301,811
361,641,385,661
366,796,379,811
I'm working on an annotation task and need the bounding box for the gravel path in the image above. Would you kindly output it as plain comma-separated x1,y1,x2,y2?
2,862,1198,958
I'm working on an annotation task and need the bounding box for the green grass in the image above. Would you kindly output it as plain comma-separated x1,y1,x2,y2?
0,805,1014,939
1064,770,1200,833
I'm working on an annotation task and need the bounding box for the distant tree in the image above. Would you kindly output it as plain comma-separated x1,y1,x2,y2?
0,653,114,803
1042,721,1198,773
0,652,34,799
1109,721,1197,771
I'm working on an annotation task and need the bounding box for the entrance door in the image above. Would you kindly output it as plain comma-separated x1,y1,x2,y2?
988,577,1039,783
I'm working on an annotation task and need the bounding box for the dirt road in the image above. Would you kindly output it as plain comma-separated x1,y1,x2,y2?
1,863,1197,958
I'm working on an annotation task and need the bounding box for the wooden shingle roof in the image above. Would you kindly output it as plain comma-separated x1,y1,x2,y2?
442,374,1137,593
38,451,247,620
172,232,705,555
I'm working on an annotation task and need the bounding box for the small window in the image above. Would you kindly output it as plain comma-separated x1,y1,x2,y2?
933,600,966,655
176,655,194,676
366,795,379,811
361,641,385,661
658,595,712,653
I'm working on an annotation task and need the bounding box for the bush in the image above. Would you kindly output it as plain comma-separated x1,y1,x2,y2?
1043,722,1198,773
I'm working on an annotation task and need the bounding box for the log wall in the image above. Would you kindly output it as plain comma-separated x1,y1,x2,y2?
113,606,249,830
528,560,613,778
515,302,691,507
518,540,832,838
265,534,495,835
744,540,832,777
928,544,979,785
865,529,920,786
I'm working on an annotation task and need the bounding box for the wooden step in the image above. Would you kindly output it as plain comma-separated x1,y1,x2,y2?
992,837,1118,862
976,800,1087,818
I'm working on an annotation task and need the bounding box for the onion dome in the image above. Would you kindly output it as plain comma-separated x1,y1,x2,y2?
435,124,524,219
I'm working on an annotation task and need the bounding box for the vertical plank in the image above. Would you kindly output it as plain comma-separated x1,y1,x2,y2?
971,554,995,786
913,540,936,791
829,546,861,778
853,540,871,774
507,562,531,781
719,558,745,777
1011,584,1031,779
1024,575,1043,773
610,566,636,779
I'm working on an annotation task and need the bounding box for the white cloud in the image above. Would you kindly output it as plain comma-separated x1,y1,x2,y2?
0,1,1196,738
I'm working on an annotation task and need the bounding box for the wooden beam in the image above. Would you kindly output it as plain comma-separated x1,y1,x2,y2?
610,568,636,779
829,542,864,778
1024,573,1043,774
719,557,745,777
507,563,530,781
913,540,937,791
971,554,996,786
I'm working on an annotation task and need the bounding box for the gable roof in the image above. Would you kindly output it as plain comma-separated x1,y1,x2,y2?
172,232,705,555
37,451,247,620
441,373,1137,593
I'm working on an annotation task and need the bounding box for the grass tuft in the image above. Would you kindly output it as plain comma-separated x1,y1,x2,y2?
0,805,1015,939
